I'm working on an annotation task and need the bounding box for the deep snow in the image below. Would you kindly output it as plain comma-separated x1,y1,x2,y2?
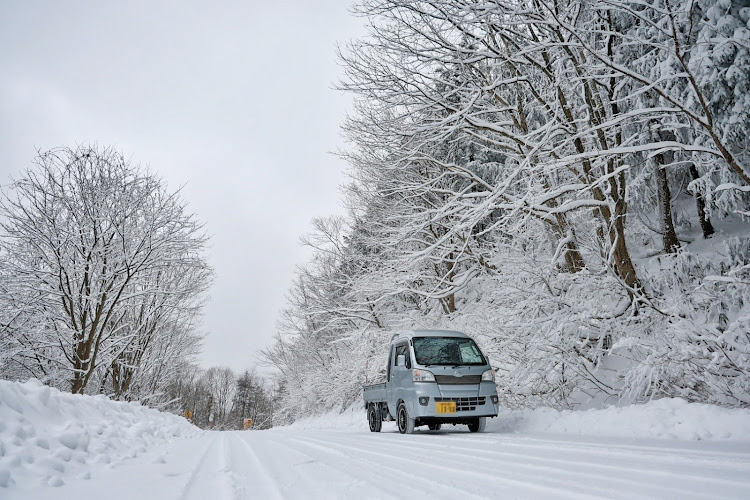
2,379,750,499
0,379,199,492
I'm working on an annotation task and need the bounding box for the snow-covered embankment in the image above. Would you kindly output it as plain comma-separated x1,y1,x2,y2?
286,398,750,441
0,379,199,489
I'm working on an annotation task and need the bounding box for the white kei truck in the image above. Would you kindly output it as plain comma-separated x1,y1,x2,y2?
363,330,499,434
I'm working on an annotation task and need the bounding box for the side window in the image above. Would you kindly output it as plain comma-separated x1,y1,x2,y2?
459,340,484,364
395,345,405,365
394,344,410,368
387,345,395,381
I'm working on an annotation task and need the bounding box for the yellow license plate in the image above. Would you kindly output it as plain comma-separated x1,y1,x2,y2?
436,401,456,414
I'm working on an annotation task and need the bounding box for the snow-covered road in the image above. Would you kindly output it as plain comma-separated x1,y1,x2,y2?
25,424,750,500
4,380,750,500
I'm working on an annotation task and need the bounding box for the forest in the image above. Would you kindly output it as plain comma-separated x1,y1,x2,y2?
262,0,750,423
1,0,749,426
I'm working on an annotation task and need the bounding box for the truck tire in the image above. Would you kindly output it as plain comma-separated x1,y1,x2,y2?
397,402,415,434
467,417,486,433
368,404,382,433
428,423,442,431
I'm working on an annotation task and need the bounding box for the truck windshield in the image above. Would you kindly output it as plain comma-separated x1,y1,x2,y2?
413,337,486,366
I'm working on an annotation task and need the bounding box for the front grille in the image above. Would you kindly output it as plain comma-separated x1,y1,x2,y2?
434,396,486,411
434,375,481,385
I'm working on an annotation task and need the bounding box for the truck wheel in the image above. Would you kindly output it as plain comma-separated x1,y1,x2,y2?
397,402,415,434
467,417,486,433
368,404,382,432
428,423,442,431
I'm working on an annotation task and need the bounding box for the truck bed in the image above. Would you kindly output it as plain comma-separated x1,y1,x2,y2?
362,382,386,406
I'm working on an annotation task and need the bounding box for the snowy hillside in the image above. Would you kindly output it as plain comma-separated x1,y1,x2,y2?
2,379,750,499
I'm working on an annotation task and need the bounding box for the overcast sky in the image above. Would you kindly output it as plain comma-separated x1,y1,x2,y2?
0,1,366,373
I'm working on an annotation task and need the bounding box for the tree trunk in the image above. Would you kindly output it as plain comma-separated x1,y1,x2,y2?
563,240,585,273
594,170,643,295
541,176,586,273
71,376,85,394
611,213,640,292
688,164,714,239
654,154,681,253
71,338,90,394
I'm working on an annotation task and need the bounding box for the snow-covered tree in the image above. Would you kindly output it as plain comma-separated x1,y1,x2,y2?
0,145,212,395
265,0,750,416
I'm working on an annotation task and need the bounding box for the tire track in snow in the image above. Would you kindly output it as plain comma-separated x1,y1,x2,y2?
179,433,263,500
292,432,601,500
221,432,257,499
245,429,481,499
336,429,750,469
330,430,750,483
296,430,748,499
176,433,232,500
476,434,750,470
230,432,288,500
258,430,467,499
326,431,750,497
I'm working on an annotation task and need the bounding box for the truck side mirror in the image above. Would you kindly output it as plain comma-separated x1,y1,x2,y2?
396,354,405,367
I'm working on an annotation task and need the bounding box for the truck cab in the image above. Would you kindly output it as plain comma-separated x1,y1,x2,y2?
363,329,499,434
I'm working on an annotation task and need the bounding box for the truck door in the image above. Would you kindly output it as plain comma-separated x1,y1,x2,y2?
387,342,412,415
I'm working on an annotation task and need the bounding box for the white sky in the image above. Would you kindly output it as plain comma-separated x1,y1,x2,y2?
0,1,366,373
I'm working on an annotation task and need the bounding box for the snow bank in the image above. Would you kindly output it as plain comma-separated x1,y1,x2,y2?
0,379,200,490
491,398,750,441
286,398,750,441
282,405,370,431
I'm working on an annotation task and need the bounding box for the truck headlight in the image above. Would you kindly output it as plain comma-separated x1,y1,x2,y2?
412,368,436,382
481,369,495,382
